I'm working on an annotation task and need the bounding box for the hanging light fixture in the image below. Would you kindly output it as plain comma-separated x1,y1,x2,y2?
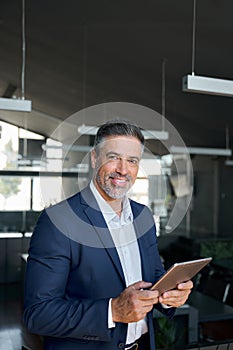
0,0,32,111
170,146,232,157
171,126,232,157
77,60,170,141
77,124,169,140
224,126,233,165
182,0,233,97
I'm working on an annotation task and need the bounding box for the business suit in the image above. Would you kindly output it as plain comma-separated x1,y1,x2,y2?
24,186,175,350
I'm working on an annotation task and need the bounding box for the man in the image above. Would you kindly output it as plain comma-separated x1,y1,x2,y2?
24,121,192,350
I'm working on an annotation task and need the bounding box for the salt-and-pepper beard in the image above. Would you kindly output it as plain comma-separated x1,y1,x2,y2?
95,171,133,199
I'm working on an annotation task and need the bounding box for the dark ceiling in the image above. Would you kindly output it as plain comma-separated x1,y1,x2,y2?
0,0,233,150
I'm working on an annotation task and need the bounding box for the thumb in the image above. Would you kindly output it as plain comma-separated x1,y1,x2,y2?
129,281,153,290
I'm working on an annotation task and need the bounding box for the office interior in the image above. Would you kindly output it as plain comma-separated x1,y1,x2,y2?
0,1,233,349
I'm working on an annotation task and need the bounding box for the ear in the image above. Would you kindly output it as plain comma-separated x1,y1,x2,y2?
91,149,97,169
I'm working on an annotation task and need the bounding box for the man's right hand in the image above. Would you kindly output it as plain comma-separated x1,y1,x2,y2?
111,281,159,323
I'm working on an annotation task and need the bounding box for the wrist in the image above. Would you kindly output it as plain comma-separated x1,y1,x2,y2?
111,297,118,322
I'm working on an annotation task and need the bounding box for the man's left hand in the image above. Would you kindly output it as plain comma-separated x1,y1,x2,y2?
158,280,193,308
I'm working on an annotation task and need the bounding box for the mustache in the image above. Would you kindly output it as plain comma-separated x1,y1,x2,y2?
108,172,132,181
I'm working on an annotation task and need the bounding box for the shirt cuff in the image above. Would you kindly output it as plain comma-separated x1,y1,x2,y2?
161,303,172,309
108,298,116,328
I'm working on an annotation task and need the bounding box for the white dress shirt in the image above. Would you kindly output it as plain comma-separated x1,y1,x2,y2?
90,181,148,345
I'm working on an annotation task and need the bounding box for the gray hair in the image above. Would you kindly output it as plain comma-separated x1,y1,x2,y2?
93,121,144,150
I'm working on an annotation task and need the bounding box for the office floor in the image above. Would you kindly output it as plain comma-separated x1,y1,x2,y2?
0,283,42,350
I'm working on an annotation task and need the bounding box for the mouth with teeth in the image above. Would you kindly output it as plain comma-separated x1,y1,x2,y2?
109,173,131,187
110,177,128,186
96,172,132,199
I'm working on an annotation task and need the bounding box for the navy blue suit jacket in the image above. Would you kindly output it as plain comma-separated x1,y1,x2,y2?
24,186,175,350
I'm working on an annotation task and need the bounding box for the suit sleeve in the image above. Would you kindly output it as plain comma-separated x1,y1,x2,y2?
23,210,113,342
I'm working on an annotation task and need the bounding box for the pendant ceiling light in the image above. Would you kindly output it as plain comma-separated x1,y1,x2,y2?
170,127,232,157
0,0,32,111
77,124,169,140
182,0,233,97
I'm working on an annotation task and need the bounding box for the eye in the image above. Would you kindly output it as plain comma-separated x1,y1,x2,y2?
108,154,119,160
128,159,139,166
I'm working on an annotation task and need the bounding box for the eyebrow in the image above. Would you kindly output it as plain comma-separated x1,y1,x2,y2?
106,151,140,161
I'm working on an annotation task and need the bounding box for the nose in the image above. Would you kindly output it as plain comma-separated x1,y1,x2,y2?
115,158,129,175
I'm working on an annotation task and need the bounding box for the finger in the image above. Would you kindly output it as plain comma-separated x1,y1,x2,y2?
129,281,153,290
159,293,187,303
125,288,159,308
159,290,191,306
162,288,191,299
138,289,159,301
177,280,193,290
137,297,159,307
142,304,154,314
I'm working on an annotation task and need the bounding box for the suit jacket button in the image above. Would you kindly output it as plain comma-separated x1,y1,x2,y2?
118,343,125,349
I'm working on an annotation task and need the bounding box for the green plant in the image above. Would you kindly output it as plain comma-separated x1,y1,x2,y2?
200,240,233,259
155,317,177,350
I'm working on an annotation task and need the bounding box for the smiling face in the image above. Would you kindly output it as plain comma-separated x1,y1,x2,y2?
91,135,142,202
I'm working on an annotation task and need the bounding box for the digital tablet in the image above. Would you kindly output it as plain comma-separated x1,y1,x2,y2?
150,257,212,295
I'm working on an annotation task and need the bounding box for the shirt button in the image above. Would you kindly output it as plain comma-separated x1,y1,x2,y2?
118,343,125,348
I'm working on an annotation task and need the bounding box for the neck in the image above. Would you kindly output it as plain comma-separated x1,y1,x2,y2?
108,200,123,216
93,179,123,215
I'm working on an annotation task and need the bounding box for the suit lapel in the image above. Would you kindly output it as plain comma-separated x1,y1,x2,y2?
131,203,153,282
79,187,154,286
80,187,126,285
134,225,152,282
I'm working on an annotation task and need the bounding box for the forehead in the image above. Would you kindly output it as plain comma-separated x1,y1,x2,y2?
97,135,142,155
